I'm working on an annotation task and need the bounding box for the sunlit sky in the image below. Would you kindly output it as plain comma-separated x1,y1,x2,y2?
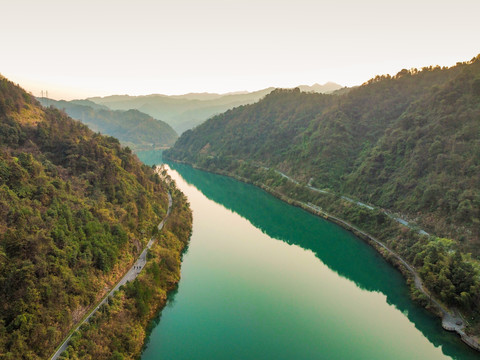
2,0,479,100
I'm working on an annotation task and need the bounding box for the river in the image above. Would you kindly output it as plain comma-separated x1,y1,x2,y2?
136,153,478,359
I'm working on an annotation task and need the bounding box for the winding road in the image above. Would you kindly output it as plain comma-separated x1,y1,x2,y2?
274,169,464,329
302,201,464,323
265,166,429,235
50,192,172,360
253,164,479,350
300,201,480,350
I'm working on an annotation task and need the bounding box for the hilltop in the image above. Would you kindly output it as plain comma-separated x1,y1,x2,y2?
37,98,178,151
88,83,341,134
167,58,480,252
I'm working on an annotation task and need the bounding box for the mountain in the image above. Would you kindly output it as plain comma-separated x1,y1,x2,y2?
88,88,276,134
297,82,343,93
0,75,191,359
168,91,250,101
166,59,480,248
69,99,110,110
165,56,480,331
37,98,178,150
88,85,343,135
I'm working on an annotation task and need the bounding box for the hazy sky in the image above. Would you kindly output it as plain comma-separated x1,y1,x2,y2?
2,0,479,99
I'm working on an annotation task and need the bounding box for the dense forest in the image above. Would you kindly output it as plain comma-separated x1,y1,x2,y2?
60,184,192,360
0,76,190,359
166,56,480,253
37,98,178,151
165,56,480,333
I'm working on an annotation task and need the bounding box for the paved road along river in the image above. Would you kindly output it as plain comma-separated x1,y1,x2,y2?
50,192,172,360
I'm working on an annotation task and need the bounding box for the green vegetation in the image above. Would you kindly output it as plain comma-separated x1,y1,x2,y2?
165,56,480,334
87,84,342,134
88,88,277,134
0,75,191,359
60,187,192,360
166,56,480,253
37,98,178,151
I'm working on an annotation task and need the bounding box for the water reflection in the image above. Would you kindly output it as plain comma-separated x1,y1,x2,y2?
143,284,180,351
167,161,478,360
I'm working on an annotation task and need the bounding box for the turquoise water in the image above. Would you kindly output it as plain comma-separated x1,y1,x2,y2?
137,157,477,359
135,149,164,166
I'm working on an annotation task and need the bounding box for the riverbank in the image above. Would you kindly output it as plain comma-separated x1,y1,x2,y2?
57,178,193,360
50,192,173,360
166,159,480,352
293,200,480,352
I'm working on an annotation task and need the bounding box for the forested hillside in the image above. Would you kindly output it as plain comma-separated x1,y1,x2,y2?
165,56,480,335
62,185,192,360
0,76,188,359
166,56,480,254
37,98,178,150
88,88,276,134
88,84,342,135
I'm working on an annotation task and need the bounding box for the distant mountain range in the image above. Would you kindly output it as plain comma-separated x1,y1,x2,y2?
296,82,345,93
87,82,342,134
37,98,178,150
